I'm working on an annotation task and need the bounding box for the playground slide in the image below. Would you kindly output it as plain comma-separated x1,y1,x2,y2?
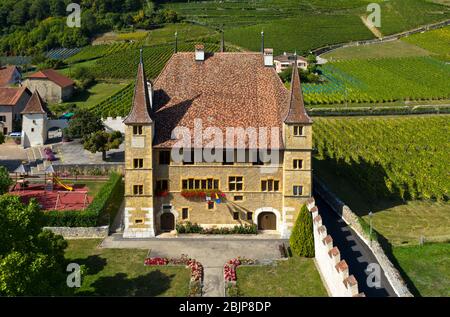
54,177,73,191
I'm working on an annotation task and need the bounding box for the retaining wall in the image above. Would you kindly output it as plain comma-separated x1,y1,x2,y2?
307,197,364,297
313,177,413,297
44,226,109,239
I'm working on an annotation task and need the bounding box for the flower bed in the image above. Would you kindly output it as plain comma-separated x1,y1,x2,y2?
224,257,256,297
176,222,257,234
144,254,203,296
181,189,226,200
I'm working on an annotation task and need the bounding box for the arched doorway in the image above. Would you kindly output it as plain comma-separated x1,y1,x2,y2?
160,212,175,231
258,212,276,230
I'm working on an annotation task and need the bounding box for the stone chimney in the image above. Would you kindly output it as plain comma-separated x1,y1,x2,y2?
195,44,205,61
264,48,273,67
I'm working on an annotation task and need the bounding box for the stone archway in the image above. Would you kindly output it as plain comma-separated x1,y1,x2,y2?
257,212,277,230
254,207,281,232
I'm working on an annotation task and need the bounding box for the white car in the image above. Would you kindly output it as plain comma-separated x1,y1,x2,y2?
9,132,22,137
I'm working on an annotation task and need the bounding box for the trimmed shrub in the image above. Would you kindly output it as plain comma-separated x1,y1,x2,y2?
290,204,315,257
43,173,122,227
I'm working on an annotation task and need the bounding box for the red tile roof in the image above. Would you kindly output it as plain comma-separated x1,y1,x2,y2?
284,63,312,124
27,69,74,88
0,66,19,87
21,90,51,115
0,87,30,106
123,52,153,125
152,52,291,149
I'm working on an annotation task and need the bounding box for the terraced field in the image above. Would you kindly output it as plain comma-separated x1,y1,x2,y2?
302,56,450,105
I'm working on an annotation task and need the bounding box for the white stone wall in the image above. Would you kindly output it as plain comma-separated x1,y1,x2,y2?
308,197,363,297
21,113,47,148
123,207,156,238
102,116,125,133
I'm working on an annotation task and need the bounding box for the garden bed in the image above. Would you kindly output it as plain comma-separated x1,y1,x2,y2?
144,254,204,297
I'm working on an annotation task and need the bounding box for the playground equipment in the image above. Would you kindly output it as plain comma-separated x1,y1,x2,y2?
53,176,73,191
12,164,30,192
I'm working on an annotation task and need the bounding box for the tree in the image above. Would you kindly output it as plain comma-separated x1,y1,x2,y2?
0,132,4,144
0,166,12,195
289,204,314,257
66,109,104,139
71,66,96,90
83,130,123,161
0,195,68,296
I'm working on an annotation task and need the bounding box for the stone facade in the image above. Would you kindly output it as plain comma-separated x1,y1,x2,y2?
123,50,313,238
23,78,73,103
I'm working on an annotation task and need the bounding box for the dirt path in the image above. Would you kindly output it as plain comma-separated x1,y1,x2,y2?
361,16,383,39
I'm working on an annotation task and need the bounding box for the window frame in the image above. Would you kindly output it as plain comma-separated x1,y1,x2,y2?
293,185,303,196
228,176,244,192
133,125,143,135
133,158,144,169
293,125,304,137
133,184,144,195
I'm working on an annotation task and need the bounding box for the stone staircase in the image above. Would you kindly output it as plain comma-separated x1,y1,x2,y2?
25,145,54,175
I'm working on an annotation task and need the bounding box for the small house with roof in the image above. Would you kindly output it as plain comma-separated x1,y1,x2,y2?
274,52,308,73
0,87,31,135
23,69,74,103
122,45,313,238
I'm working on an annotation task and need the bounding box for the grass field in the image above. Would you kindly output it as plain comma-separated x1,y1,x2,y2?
65,239,190,296
236,257,328,297
54,82,129,110
315,157,450,245
392,243,450,297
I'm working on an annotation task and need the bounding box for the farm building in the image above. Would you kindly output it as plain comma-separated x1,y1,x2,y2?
23,69,74,103
0,65,21,87
123,46,313,238
274,52,308,73
0,87,31,135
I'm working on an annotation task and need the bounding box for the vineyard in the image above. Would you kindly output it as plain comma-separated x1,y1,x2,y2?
90,42,232,80
65,42,143,64
302,56,450,105
89,83,134,117
402,26,450,61
313,115,450,201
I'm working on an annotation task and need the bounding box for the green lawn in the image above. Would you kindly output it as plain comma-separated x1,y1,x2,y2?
72,180,106,197
65,239,191,296
314,157,450,246
236,257,328,297
392,243,450,297
56,81,129,110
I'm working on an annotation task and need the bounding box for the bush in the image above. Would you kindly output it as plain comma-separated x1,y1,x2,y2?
43,173,122,227
0,166,13,195
290,204,314,257
176,222,257,234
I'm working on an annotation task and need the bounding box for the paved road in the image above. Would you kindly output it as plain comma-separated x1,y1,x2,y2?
315,196,397,297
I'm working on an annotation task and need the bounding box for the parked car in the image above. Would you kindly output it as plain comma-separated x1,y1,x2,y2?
9,132,22,137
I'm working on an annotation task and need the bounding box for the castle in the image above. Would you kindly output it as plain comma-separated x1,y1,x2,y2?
123,46,312,238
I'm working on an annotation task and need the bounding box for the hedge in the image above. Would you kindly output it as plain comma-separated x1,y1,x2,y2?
289,204,314,257
307,105,450,117
43,173,123,227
